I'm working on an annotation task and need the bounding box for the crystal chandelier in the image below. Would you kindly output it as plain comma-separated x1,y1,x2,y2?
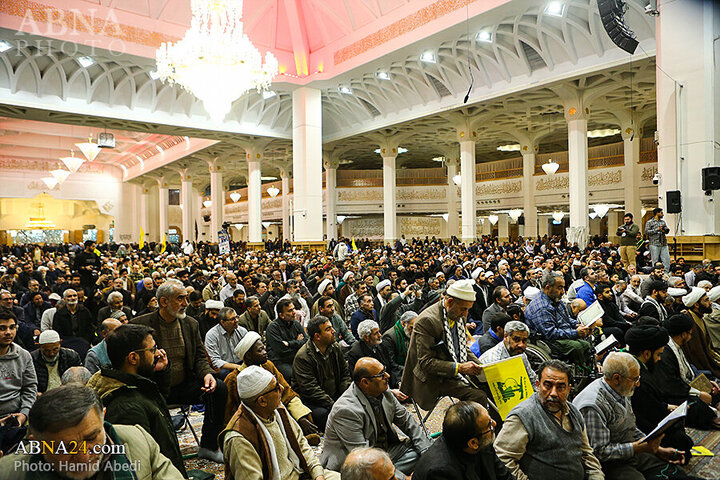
508,209,523,222
60,151,85,173
155,0,279,122
42,177,58,190
267,186,280,197
552,211,565,222
488,214,499,225
75,135,101,162
593,204,610,218
50,169,70,184
541,160,559,175
229,192,241,202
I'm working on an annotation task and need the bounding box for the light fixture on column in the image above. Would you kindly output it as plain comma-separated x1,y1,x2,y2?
589,212,597,219
508,209,523,222
60,151,85,173
50,169,70,184
337,215,346,224
267,186,280,197
203,200,212,208
488,214,499,225
441,214,449,222
452,174,461,185
229,192,241,203
262,221,272,230
75,135,101,162
552,211,564,222
541,160,559,175
41,177,58,190
593,204,610,218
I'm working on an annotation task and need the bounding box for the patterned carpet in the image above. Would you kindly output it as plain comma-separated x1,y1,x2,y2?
174,400,720,479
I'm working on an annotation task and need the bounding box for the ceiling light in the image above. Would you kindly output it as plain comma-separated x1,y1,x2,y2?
488,214,499,225
262,90,277,99
441,213,449,222
337,215,346,224
376,71,390,80
432,156,444,162
545,1,565,16
509,209,523,222
452,174,461,185
75,135,101,162
476,30,492,43
339,86,352,94
77,56,96,68
0,40,12,53
593,204,610,218
229,192,241,202
203,200,212,208
552,211,564,222
261,176,277,181
148,70,160,80
267,186,280,197
497,144,521,152
42,177,58,190
50,169,70,184
60,151,85,173
420,51,436,63
541,160,559,175
587,128,621,138
589,212,597,219
262,221,272,229
398,147,408,154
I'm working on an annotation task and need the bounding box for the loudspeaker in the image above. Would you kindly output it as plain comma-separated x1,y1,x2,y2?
518,215,525,226
597,0,639,54
702,167,720,191
666,190,681,213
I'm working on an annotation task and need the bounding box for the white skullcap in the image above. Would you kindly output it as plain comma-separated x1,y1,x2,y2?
523,287,541,301
709,286,720,303
205,299,223,310
483,271,495,279
683,287,706,307
343,271,354,282
435,272,444,278
463,261,472,268
446,279,476,302
236,365,274,400
471,268,483,280
697,280,712,289
49,293,61,301
234,331,262,361
318,279,332,295
667,288,687,298
38,330,60,344
376,279,391,291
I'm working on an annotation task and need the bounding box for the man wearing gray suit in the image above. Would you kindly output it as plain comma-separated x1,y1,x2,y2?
320,357,432,480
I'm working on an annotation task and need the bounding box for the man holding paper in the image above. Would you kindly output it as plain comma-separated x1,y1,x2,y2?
574,352,700,480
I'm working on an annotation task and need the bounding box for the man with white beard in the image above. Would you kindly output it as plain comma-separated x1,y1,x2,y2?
133,279,228,463
278,279,311,326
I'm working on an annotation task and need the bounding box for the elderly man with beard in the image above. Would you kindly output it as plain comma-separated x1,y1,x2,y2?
574,352,700,480
52,288,96,356
0,385,184,480
346,320,403,394
495,360,604,480
401,280,489,415
132,279,228,463
31,330,81,393
479,320,537,390
680,287,720,378
413,401,510,480
382,310,417,368
86,324,187,477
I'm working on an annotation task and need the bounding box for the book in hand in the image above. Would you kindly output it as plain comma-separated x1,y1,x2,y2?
577,301,604,327
689,373,713,394
640,401,687,443
594,334,619,355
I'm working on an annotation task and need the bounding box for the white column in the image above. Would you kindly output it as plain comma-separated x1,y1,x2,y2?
460,140,476,243
382,155,397,243
157,178,169,242
281,172,291,242
480,219,491,236
498,215,509,242
139,186,149,242
522,152,538,238
180,177,193,243
589,217,601,236
607,211,621,243
247,159,262,243
567,117,589,235
446,159,459,239
325,166,338,241
209,165,223,242
622,128,642,221
656,0,720,235
195,189,205,241
292,87,323,242
538,215,549,237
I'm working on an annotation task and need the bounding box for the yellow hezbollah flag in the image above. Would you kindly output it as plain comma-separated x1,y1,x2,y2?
139,227,145,249
351,237,357,250
93,248,101,256
160,233,167,254
484,355,533,420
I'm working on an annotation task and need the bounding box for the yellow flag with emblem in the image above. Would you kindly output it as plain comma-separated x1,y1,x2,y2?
160,233,167,254
139,227,145,249
483,355,533,420
93,248,101,256
351,237,357,250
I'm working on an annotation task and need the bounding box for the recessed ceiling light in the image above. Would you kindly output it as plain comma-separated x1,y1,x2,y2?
398,147,408,154
339,86,352,94
476,31,492,43
148,70,160,80
497,144,521,151
376,71,390,80
77,56,96,68
432,156,444,162
0,40,12,53
261,176,277,181
262,90,277,99
587,128,621,138
545,1,565,16
420,51,436,63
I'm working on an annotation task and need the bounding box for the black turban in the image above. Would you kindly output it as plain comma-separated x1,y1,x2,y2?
664,313,694,336
625,325,669,352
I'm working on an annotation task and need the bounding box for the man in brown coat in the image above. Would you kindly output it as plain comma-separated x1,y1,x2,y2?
681,287,720,378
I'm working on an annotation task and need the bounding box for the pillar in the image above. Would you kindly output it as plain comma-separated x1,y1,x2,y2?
195,189,205,241
522,149,538,238
589,217,601,236
157,177,169,243
325,161,338,241
656,0,720,235
498,214,509,242
180,174,193,243
607,211,621,243
246,153,262,243
538,215,550,237
292,87,323,242
460,140,476,243
567,109,589,245
480,218,491,236
139,186,149,243
281,171,291,242
208,160,223,242
382,154,397,243
446,157,460,239
621,121,642,221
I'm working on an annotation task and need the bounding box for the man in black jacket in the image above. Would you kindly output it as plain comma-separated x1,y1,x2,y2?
265,298,307,381
413,401,511,480
51,288,95,357
73,240,99,293
596,283,631,346
31,330,81,393
346,319,403,391
87,323,187,477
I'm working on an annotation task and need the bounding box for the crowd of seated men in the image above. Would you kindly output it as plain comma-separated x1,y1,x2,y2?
0,230,720,479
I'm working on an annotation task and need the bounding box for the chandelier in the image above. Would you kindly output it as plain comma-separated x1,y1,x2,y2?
593,204,610,218
541,160,559,175
75,135,101,162
552,211,564,222
508,209,523,222
229,192,241,202
42,177,58,190
488,214,499,225
267,186,280,197
50,169,70,184
155,0,279,122
60,151,85,173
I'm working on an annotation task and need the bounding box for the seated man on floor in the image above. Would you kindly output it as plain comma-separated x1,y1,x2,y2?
573,352,701,480
31,329,81,394
292,315,352,431
680,287,720,378
479,320,537,390
346,320,403,393
321,357,431,479
382,310,417,369
0,310,37,433
401,280,488,414
266,298,307,381
341,448,396,480
219,365,340,480
471,312,511,357
524,272,593,365
205,306,248,380
85,317,122,374
87,323,187,477
223,331,320,442
414,401,511,480
495,359,604,480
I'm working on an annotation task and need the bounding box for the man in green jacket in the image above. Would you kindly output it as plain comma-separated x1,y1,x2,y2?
617,212,641,269
87,323,187,477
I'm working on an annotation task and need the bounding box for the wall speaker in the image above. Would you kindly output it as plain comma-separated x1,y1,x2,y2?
702,167,720,191
597,0,639,54
666,190,681,214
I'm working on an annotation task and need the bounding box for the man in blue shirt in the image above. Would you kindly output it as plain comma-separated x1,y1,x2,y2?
575,267,598,306
525,272,593,365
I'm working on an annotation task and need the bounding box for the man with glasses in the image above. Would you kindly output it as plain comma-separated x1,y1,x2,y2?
321,358,430,478
133,279,228,463
204,307,248,380
220,365,340,480
87,323,187,477
574,352,700,479
413,401,508,480
341,448,396,480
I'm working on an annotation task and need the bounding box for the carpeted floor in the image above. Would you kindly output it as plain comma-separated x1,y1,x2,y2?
175,400,720,479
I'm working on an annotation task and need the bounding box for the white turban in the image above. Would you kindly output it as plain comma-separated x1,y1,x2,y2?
446,279,477,302
376,279,391,291
682,286,706,307
471,268,483,280
523,287,541,301
234,331,262,361
205,299,223,310
236,365,274,400
667,288,687,298
708,285,720,303
483,271,495,279
435,272,444,278
697,280,712,290
343,271,354,282
318,279,332,295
